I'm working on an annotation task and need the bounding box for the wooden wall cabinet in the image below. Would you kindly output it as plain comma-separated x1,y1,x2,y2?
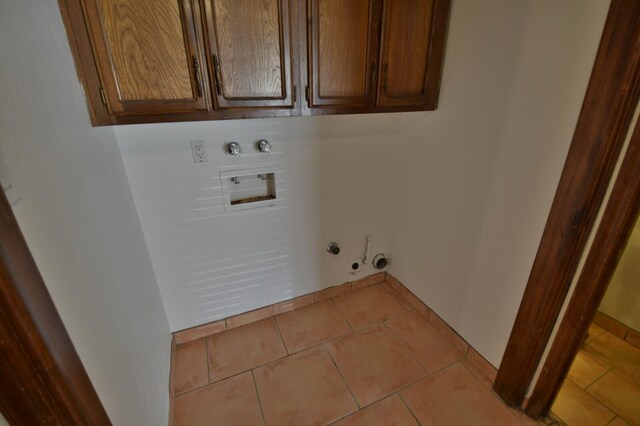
81,0,210,115
304,0,450,113
204,0,296,109
59,0,450,125
377,0,439,107
307,0,382,108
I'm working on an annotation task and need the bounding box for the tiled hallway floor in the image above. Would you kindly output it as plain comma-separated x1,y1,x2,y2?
172,283,537,425
551,323,640,425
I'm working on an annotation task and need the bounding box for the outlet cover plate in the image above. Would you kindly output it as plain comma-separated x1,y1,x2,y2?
190,140,207,163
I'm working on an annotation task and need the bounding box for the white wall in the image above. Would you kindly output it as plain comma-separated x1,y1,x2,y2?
116,114,403,330
116,0,609,369
390,0,610,366
600,220,640,331
0,1,171,425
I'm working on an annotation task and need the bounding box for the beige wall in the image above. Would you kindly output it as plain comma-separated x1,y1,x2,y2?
116,0,610,369
388,0,610,366
600,220,640,331
0,1,171,424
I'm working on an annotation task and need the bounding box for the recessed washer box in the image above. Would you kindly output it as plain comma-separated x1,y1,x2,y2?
219,166,283,212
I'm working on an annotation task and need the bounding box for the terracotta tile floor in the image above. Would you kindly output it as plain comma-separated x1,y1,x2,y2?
551,323,640,425
172,283,534,425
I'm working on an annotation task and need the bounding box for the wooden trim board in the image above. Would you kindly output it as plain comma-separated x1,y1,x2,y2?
526,111,640,417
0,187,111,424
493,0,640,408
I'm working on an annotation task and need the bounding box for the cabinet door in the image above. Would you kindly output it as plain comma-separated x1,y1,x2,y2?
83,0,209,115
377,0,435,107
205,0,294,109
308,0,381,108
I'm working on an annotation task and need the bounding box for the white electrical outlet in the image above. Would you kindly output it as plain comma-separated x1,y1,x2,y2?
190,140,207,163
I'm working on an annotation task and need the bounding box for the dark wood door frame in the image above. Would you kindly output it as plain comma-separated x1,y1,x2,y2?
526,95,640,419
493,0,640,411
0,190,111,424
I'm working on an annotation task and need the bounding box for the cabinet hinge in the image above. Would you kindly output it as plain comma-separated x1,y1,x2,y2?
305,85,310,103
99,87,107,105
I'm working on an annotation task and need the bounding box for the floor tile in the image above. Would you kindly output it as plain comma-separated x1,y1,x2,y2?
381,282,413,311
567,350,611,388
386,310,465,373
428,312,469,354
275,300,351,353
466,347,497,385
332,395,418,426
584,332,640,382
174,339,209,394
401,364,521,426
173,372,263,426
333,285,405,329
207,318,286,382
552,379,615,426
326,324,425,406
586,323,606,344
607,417,630,426
253,346,357,426
587,369,640,425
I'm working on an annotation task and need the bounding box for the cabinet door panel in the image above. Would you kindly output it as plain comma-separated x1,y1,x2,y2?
84,0,209,114
207,0,294,108
309,0,380,107
378,0,433,107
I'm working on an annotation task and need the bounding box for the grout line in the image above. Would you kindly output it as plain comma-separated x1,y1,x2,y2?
461,358,493,391
379,281,411,310
382,320,430,375
194,316,393,394
175,350,289,399
205,337,212,385
322,343,361,410
330,297,354,331
565,376,617,417
272,315,290,355
583,365,613,389
172,276,506,423
251,370,268,426
458,362,527,424
398,393,424,426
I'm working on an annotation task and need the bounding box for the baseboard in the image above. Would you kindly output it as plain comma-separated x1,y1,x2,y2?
173,272,386,344
594,311,640,350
